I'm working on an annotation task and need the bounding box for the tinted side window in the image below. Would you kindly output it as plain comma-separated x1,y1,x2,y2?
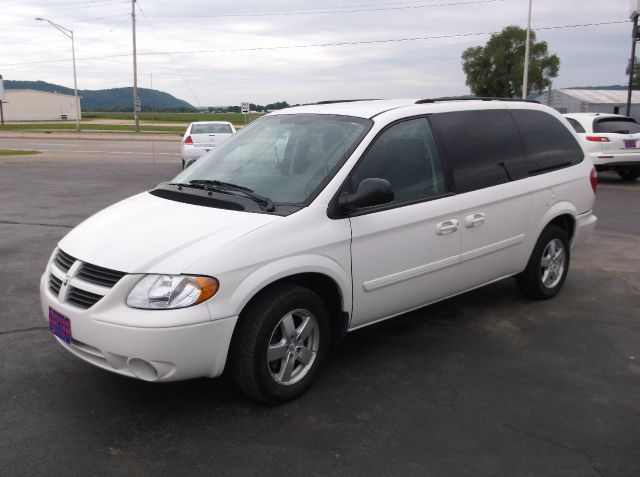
429,110,528,193
351,118,446,204
511,109,584,174
594,117,640,134
566,118,585,133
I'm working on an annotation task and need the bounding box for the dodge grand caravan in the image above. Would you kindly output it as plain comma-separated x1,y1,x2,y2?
40,98,597,403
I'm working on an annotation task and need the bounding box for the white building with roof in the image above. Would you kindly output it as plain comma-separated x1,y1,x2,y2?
535,89,640,120
2,89,81,121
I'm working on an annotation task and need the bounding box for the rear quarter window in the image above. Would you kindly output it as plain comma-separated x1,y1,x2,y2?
594,117,640,134
428,109,528,193
510,109,584,174
565,118,586,134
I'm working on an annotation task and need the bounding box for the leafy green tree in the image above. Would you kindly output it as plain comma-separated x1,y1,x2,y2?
462,25,559,98
625,57,640,89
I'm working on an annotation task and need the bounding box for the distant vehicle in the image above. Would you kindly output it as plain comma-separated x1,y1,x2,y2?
565,113,640,180
181,121,236,168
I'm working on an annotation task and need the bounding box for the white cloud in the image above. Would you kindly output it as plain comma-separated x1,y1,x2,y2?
0,0,633,106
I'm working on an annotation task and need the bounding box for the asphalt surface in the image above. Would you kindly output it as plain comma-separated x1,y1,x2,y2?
1,136,639,476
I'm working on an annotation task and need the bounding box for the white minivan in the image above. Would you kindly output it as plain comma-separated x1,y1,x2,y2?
40,99,597,403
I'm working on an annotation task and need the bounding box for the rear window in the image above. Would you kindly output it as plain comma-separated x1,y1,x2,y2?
191,123,233,134
593,117,640,134
510,109,584,174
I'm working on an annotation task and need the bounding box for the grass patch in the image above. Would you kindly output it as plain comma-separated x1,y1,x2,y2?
0,123,185,133
0,149,41,155
82,111,263,123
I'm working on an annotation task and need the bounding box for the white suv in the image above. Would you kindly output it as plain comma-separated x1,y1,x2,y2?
40,99,597,403
565,112,640,180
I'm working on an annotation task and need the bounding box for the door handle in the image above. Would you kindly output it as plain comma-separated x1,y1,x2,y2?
464,213,485,228
436,219,459,235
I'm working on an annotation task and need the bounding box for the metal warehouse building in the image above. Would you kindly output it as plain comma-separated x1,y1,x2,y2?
3,89,81,121
535,89,640,121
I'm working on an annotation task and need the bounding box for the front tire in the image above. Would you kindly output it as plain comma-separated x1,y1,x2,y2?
230,284,330,403
617,166,640,181
516,225,570,299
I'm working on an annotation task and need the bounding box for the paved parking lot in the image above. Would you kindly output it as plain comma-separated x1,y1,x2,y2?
1,137,639,476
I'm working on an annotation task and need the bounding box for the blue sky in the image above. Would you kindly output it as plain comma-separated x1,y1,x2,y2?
0,0,634,106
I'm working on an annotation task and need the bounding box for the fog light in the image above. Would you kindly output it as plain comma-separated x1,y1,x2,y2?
128,358,159,381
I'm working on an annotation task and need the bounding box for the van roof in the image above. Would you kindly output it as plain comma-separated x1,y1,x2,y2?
269,98,542,120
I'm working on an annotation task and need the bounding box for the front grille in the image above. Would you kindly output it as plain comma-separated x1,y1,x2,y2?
77,262,126,288
67,287,103,309
48,249,127,310
53,249,75,272
49,274,62,295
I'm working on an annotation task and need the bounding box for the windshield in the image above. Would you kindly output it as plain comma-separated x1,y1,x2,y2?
173,114,372,205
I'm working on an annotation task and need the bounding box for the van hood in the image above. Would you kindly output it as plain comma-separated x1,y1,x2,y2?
58,192,281,274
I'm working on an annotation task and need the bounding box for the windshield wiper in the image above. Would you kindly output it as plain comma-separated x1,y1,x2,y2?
169,180,275,212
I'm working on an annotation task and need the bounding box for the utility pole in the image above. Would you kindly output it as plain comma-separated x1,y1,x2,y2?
627,13,639,117
132,0,140,132
521,0,533,99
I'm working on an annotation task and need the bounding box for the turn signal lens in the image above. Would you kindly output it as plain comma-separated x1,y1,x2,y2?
127,275,219,309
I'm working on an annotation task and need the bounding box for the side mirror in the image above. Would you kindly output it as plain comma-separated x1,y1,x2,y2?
339,178,394,210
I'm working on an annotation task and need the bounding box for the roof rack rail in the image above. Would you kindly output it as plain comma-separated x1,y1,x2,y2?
314,99,380,105
416,97,540,104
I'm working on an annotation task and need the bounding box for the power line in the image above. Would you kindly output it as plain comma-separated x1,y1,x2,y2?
3,20,628,67
136,1,203,106
144,0,504,18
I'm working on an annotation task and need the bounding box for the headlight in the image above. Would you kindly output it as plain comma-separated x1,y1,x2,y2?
127,275,219,310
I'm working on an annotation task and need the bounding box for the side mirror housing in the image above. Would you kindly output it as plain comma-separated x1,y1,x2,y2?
339,178,394,210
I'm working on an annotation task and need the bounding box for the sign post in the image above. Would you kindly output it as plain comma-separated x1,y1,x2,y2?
241,101,250,125
0,75,5,125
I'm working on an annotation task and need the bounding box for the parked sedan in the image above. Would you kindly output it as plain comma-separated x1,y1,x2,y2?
181,121,236,168
564,112,640,180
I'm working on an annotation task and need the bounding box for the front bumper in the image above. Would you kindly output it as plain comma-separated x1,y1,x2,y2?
40,272,237,382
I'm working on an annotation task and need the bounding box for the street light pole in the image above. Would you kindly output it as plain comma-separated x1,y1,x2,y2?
35,17,81,132
132,0,140,132
522,0,533,99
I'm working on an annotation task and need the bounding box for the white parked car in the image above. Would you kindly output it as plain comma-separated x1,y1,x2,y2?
41,99,597,403
564,112,640,180
181,121,236,168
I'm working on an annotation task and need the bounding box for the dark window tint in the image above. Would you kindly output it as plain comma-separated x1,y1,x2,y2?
594,117,640,134
429,109,528,193
511,109,584,174
351,118,446,204
191,123,233,134
566,118,585,134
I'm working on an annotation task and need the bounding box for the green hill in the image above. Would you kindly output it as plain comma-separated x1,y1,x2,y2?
4,80,196,112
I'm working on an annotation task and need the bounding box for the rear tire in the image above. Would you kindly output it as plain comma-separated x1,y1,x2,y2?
617,166,640,181
229,284,330,404
516,225,570,300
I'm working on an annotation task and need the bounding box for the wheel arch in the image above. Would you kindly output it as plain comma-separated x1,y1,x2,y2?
228,257,352,347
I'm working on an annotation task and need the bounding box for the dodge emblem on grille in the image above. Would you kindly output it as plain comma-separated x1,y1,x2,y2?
63,274,71,286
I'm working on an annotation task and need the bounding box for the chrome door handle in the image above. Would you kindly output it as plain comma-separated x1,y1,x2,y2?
436,219,459,235
464,213,485,228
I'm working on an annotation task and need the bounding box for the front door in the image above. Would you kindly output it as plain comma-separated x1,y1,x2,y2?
346,117,461,329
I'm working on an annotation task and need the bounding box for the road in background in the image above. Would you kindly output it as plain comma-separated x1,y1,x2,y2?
0,139,639,476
